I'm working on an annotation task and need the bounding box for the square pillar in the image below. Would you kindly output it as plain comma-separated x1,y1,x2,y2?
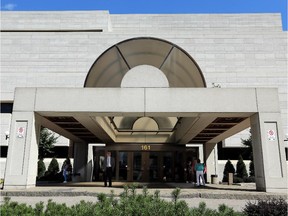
4,112,41,189
250,113,287,192
87,144,94,182
204,142,218,183
73,142,88,182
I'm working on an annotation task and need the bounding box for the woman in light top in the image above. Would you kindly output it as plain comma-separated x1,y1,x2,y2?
194,159,205,187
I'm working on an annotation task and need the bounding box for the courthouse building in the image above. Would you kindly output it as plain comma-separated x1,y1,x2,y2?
0,11,287,192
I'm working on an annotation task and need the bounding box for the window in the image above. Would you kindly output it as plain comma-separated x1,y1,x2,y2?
1,103,13,113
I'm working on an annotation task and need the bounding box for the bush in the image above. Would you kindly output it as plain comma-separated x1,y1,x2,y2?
233,176,243,183
47,157,59,175
45,199,71,216
236,155,248,179
37,159,46,179
243,198,288,216
0,186,244,216
38,157,62,182
0,197,35,216
243,176,255,183
223,160,235,182
249,161,254,177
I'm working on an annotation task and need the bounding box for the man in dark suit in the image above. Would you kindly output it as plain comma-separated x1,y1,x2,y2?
103,151,115,187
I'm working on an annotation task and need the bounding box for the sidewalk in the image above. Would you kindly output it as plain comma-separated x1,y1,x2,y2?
1,182,287,212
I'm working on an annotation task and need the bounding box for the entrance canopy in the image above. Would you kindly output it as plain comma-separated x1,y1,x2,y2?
81,37,211,143
21,87,264,145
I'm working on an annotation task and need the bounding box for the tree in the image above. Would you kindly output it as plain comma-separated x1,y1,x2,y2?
236,155,248,179
46,157,60,176
222,160,235,182
249,161,255,177
241,132,253,160
38,127,58,159
37,159,46,179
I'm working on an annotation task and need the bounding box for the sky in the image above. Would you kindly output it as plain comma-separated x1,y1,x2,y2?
1,0,287,31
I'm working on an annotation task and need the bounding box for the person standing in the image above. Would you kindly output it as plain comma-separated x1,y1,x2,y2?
62,157,72,183
195,159,205,187
103,151,115,187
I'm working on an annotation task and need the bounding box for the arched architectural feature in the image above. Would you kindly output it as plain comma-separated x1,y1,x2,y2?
84,37,206,88
133,117,159,131
121,65,169,88
117,116,175,130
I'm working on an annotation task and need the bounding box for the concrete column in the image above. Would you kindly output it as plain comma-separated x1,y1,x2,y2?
73,142,88,182
204,143,218,183
250,113,287,192
4,112,41,189
87,144,94,182
68,139,74,158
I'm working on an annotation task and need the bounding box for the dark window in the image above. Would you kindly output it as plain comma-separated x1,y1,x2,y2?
44,146,70,158
0,146,8,157
1,103,13,113
217,142,251,160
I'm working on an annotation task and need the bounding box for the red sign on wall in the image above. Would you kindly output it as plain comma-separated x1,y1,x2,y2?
267,129,276,141
17,127,25,138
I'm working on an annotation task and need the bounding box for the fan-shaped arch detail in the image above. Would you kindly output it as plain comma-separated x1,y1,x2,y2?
84,37,206,88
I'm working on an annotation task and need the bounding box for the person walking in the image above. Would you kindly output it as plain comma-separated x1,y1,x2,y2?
103,151,115,187
195,159,205,187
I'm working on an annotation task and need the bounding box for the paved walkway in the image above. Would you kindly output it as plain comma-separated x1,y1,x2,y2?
1,182,287,212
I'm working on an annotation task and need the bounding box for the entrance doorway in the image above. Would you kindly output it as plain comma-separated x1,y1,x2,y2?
118,151,173,182
92,146,198,183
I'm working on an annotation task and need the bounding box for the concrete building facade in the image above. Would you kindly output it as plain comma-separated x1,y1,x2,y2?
1,11,287,192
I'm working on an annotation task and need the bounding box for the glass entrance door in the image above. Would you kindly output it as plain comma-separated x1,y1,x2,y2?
113,149,197,182
133,152,142,181
117,151,175,182
118,152,128,181
149,152,159,181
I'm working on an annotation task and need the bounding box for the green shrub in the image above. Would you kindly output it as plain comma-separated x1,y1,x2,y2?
190,202,218,215
218,204,244,216
249,160,254,177
243,176,255,183
39,157,62,182
233,176,243,183
0,187,245,216
222,160,235,182
44,199,71,216
243,198,288,216
37,159,46,179
71,200,100,216
0,197,35,216
47,157,59,175
236,155,248,179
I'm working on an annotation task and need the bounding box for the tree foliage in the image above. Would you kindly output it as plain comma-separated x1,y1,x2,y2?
249,161,255,177
241,132,253,160
38,127,58,159
236,155,248,179
37,159,46,179
222,160,235,182
47,157,60,176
